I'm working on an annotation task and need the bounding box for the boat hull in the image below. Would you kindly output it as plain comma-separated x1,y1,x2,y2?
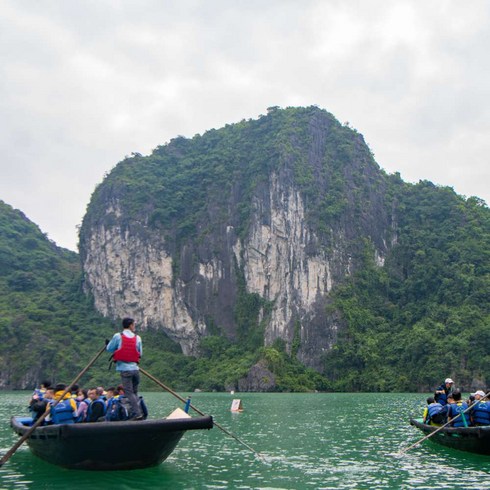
410,418,490,455
11,415,213,470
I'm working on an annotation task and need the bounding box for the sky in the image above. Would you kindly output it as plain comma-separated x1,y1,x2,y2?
1,0,489,251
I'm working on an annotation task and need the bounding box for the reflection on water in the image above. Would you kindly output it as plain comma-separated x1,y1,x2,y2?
1,392,489,489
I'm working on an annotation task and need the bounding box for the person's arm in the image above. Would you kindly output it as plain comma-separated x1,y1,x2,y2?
137,335,143,357
106,333,121,353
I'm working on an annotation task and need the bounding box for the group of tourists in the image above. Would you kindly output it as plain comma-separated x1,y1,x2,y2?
29,382,147,425
423,378,490,427
28,316,146,426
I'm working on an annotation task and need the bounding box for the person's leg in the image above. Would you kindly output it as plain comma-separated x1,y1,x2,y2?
121,371,142,417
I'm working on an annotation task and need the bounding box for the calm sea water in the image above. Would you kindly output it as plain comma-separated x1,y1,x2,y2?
0,391,489,489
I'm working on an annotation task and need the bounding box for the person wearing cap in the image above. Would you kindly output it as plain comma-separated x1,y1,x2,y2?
470,390,490,426
434,378,454,406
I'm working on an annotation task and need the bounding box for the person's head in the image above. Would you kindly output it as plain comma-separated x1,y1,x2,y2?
117,385,124,395
71,384,79,393
447,394,455,404
44,388,55,399
474,390,486,400
106,387,116,399
122,317,135,330
87,388,99,401
445,378,454,388
427,397,435,405
452,389,462,401
77,388,88,399
41,380,51,389
96,386,105,397
54,383,66,393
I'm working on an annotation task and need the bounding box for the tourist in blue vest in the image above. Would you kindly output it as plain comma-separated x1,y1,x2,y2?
85,388,107,422
470,390,490,426
48,383,77,425
434,378,454,406
29,387,54,425
106,317,143,420
447,389,471,427
423,397,445,425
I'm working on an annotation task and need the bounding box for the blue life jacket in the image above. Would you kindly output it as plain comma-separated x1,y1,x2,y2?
86,399,107,421
471,401,490,425
105,397,129,421
33,388,46,400
50,399,75,425
426,402,444,424
448,402,470,427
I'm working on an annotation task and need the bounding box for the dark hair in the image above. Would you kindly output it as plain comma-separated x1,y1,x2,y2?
71,384,79,393
427,397,435,404
54,383,66,392
122,317,134,329
452,389,462,401
41,380,51,388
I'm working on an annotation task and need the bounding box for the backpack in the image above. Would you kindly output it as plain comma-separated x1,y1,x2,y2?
105,397,129,422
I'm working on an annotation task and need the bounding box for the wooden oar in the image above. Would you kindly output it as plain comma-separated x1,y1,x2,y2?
0,344,107,467
139,367,263,459
398,391,490,456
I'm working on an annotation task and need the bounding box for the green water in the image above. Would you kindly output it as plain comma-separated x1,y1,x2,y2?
1,392,489,489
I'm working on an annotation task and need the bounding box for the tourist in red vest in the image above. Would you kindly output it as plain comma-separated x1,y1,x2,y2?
106,318,143,420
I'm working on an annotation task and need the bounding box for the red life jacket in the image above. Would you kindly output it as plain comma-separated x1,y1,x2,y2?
112,334,141,363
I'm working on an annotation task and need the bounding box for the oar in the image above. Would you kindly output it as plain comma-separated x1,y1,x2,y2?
139,367,264,460
0,343,107,467
397,391,490,456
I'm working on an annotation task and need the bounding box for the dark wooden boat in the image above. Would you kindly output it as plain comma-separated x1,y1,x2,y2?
410,418,490,455
11,414,213,470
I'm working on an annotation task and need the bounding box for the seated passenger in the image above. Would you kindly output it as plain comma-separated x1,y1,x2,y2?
75,388,89,423
29,388,54,425
48,384,77,425
447,389,471,427
85,388,107,422
423,397,445,425
470,390,490,426
31,380,51,402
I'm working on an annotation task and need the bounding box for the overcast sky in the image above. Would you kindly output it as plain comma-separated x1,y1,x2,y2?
1,1,489,251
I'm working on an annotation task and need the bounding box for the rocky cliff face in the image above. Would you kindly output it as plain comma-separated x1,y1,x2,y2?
80,107,396,371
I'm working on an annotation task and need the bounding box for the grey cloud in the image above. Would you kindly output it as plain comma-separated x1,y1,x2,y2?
0,0,489,250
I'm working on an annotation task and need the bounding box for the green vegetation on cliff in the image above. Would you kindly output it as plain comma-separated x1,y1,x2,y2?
0,200,319,391
2,106,489,393
325,185,490,391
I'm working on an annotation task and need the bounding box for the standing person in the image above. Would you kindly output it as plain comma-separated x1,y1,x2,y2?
106,317,143,420
434,378,454,406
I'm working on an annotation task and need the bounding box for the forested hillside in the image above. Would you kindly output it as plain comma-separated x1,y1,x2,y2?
79,106,490,392
2,106,489,393
325,184,490,391
0,200,321,391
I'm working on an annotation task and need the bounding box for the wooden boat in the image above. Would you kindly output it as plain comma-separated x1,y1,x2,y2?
410,418,490,455
10,413,213,470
